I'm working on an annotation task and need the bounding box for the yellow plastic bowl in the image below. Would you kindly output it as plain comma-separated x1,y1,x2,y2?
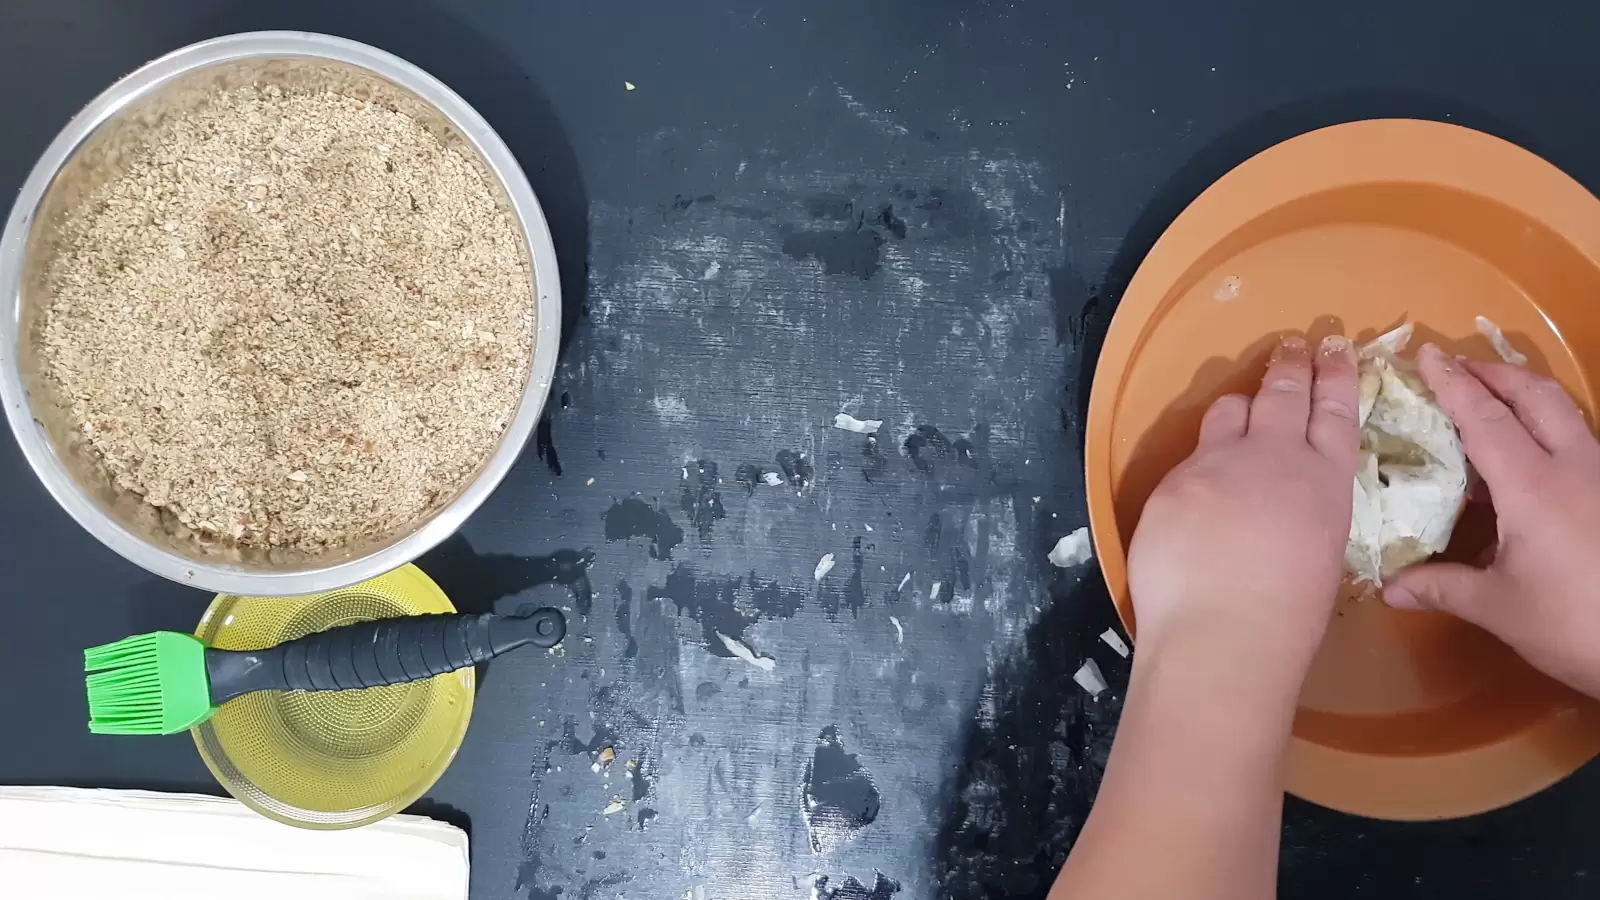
191,564,473,829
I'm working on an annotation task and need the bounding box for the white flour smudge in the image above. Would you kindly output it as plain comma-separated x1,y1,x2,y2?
717,632,776,671
834,84,910,137
574,129,1087,898
653,395,693,424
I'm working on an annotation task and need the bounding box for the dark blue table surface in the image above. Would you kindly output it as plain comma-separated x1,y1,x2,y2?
5,1,1600,897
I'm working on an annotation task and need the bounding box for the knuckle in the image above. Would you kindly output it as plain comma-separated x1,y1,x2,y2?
1211,393,1249,413
1313,397,1357,420
1317,362,1356,382
1412,579,1449,608
1164,472,1235,509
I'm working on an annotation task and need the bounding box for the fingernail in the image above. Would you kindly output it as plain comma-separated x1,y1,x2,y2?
1382,586,1419,610
1271,336,1308,362
1420,342,1454,372
1320,334,1352,356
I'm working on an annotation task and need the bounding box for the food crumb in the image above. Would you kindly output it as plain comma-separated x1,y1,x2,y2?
1475,315,1529,366
832,413,882,434
1074,659,1108,698
716,631,776,671
1048,527,1094,568
1100,628,1131,658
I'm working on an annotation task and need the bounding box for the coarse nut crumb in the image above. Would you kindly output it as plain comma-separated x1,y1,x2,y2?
39,83,534,551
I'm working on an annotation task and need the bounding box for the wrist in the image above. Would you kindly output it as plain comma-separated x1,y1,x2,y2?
1132,615,1312,724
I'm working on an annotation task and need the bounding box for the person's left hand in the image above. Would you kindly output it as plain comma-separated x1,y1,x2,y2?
1127,335,1361,677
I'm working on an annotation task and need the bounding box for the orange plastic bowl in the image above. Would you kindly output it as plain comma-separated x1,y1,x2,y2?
1086,119,1600,820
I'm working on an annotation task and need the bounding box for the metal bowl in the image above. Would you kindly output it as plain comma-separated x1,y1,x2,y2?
0,33,561,595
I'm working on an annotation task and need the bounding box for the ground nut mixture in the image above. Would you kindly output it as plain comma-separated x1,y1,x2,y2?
40,84,534,551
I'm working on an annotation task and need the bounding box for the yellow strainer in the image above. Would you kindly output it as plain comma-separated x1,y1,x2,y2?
191,564,473,830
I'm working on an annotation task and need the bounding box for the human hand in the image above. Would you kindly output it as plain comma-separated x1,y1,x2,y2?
1383,345,1600,699
1128,335,1361,678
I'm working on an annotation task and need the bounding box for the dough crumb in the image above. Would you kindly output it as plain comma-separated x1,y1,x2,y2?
1047,527,1093,567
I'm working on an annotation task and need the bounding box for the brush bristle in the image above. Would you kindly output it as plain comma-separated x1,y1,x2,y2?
84,633,161,671
83,632,215,735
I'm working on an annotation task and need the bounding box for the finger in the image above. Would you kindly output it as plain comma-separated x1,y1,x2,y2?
1383,561,1509,632
1248,336,1313,440
1416,343,1547,487
1307,335,1360,465
1197,393,1250,447
1461,358,1596,456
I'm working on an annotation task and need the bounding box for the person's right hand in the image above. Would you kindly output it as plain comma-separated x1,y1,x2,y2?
1384,343,1600,699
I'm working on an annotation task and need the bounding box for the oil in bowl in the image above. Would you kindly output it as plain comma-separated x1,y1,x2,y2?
191,563,472,829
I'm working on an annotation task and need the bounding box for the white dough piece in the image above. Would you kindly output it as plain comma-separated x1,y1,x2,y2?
1360,322,1413,360
1100,628,1130,658
832,413,883,434
716,632,776,670
1073,659,1108,698
1475,316,1528,366
1047,527,1093,568
1344,326,1469,586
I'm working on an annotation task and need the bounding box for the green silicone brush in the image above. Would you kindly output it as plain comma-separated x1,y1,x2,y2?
84,608,567,735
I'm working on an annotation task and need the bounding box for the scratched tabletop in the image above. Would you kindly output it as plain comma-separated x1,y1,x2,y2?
5,1,1600,898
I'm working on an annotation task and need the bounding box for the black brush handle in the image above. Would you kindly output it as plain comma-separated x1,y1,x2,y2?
204,608,566,705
